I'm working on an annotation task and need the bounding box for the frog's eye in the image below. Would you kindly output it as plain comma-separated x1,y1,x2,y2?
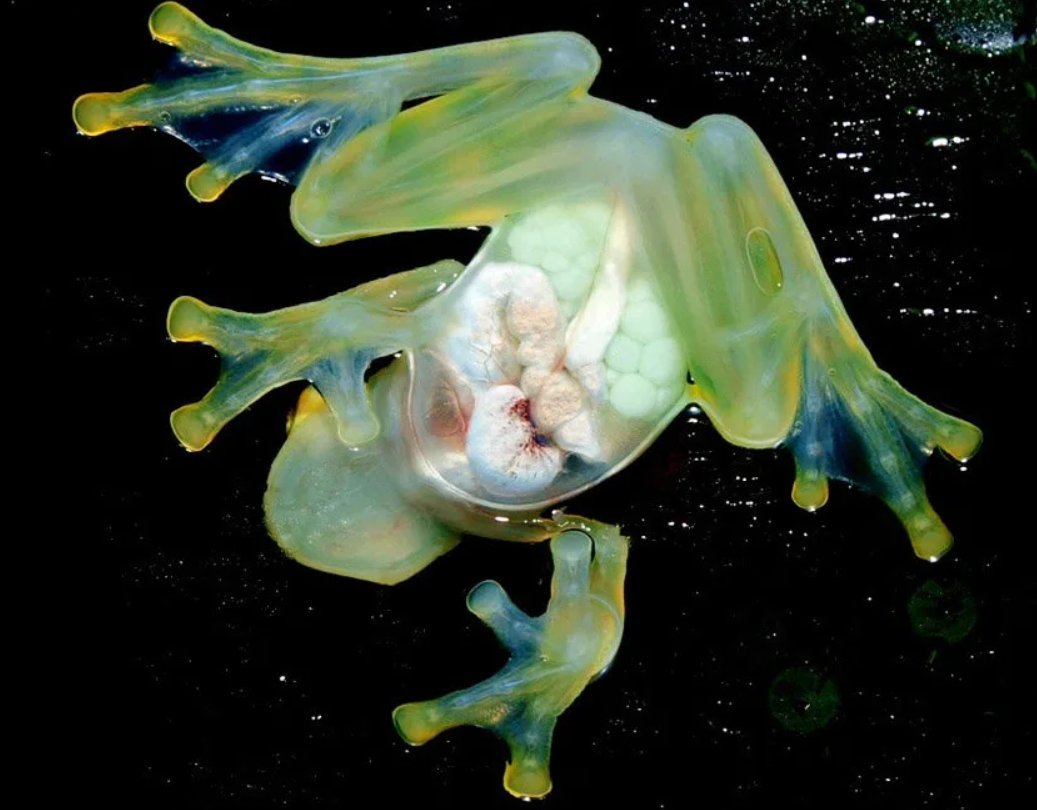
466,384,564,498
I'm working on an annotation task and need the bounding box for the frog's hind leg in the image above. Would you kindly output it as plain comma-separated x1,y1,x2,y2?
653,114,981,560
167,259,462,450
264,385,459,584
73,2,600,209
393,518,628,798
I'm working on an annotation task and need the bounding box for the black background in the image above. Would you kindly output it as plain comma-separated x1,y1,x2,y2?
31,0,1034,807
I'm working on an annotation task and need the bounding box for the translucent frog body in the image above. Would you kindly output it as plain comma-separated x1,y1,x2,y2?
413,196,688,508
74,4,982,799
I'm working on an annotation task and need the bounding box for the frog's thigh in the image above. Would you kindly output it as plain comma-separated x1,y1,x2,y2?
264,387,459,584
656,114,833,448
290,85,619,244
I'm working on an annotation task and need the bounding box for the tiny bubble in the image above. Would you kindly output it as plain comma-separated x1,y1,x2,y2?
310,118,333,139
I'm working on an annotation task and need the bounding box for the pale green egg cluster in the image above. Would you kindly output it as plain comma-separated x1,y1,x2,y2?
604,276,686,420
505,200,612,318
506,200,685,423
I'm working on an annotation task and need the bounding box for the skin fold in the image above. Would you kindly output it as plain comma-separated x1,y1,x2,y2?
74,3,982,799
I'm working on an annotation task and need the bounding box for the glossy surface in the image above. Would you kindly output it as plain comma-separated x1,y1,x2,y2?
73,2,982,796
50,3,1028,804
395,526,627,798
76,3,979,561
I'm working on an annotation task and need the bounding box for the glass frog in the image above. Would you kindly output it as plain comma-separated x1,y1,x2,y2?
73,3,982,799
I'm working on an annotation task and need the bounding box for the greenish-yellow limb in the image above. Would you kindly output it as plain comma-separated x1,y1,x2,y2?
783,330,982,561
394,524,628,799
165,259,461,451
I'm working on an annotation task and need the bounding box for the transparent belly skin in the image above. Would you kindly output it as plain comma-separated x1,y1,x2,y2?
73,4,982,799
409,193,690,511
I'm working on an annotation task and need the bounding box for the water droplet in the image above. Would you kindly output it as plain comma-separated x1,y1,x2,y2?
310,118,333,139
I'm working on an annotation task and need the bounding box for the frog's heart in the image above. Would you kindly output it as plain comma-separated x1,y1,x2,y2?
465,384,564,498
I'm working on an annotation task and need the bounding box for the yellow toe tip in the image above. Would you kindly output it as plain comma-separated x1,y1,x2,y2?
909,520,953,562
167,295,210,341
149,2,195,43
185,164,229,203
792,474,829,512
504,763,552,799
72,93,117,136
171,404,214,452
941,422,983,463
392,703,437,746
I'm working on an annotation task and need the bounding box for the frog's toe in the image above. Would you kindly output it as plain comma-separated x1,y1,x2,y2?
466,580,540,654
169,402,216,452
504,763,552,800
788,343,982,561
791,464,830,512
931,416,983,463
392,702,440,746
503,731,554,799
72,92,125,136
549,529,593,597
166,295,215,343
147,2,199,44
184,163,235,203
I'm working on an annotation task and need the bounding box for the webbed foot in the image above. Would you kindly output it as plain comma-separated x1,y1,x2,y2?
393,525,628,799
166,259,461,450
786,329,982,560
72,2,403,201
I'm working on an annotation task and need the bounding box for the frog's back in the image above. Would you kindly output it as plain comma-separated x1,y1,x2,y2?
403,190,691,511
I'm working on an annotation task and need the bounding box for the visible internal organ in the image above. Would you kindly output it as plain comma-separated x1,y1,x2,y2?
432,197,688,500
506,198,613,321
466,385,563,498
507,198,687,423
603,275,687,420
442,259,604,498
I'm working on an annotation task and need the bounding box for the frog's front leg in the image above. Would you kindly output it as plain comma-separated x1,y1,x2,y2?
393,519,628,799
167,258,462,450
73,2,599,224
